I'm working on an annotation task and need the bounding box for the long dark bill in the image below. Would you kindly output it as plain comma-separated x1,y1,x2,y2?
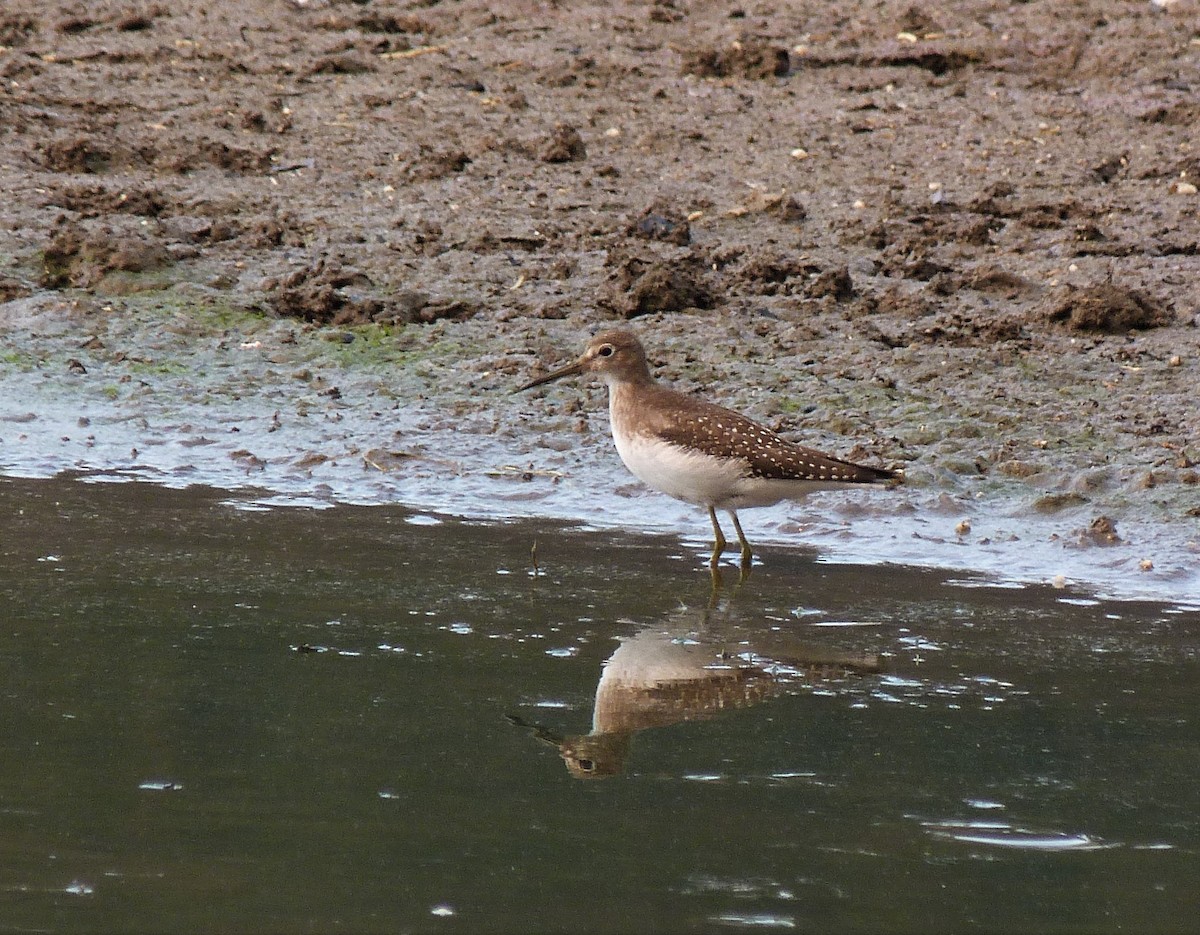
515,359,584,392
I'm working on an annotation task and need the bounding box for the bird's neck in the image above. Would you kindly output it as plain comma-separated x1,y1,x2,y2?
606,375,659,442
601,365,655,390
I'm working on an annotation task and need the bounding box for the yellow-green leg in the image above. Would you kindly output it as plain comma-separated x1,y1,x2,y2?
729,511,753,574
707,506,728,569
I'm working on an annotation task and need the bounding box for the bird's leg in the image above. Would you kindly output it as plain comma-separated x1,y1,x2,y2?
707,506,728,569
729,511,753,575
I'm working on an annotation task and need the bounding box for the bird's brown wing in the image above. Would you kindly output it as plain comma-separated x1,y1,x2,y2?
645,388,897,484
745,440,897,483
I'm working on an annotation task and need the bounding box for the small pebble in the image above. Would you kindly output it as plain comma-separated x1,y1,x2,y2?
955,519,971,536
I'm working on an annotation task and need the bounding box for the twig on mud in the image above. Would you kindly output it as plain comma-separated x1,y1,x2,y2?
484,465,564,481
379,45,449,60
271,160,315,174
363,449,423,473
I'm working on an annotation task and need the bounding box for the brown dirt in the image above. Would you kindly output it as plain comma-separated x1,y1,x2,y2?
2,0,1195,330
1,0,1199,590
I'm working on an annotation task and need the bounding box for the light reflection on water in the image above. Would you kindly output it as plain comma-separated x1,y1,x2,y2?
921,822,1115,852
0,476,1197,933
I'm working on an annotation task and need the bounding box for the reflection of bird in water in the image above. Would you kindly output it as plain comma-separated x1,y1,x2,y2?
509,605,882,779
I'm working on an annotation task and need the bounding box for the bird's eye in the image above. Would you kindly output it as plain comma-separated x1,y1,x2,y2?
597,345,615,357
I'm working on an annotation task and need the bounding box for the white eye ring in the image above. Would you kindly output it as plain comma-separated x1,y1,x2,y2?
597,344,615,357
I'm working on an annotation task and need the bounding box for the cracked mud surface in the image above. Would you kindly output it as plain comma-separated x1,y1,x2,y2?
1,0,1198,600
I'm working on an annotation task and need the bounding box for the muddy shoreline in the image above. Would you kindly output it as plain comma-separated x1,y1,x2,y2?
1,0,1198,601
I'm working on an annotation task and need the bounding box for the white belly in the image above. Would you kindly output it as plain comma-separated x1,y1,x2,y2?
611,425,840,511
613,429,745,506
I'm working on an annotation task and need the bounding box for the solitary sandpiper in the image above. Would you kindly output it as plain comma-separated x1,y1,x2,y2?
518,330,899,571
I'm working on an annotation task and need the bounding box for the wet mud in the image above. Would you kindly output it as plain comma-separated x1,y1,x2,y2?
1,0,1198,600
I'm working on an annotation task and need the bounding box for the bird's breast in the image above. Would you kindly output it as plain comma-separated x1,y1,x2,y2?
610,426,748,507
608,386,767,508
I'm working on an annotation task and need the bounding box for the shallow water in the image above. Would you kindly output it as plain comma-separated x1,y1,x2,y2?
1,476,1197,933
3,296,1197,604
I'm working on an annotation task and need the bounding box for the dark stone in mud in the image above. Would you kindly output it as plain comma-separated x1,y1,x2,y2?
116,12,155,32
681,41,789,79
540,124,587,163
630,207,690,245
56,16,96,35
1045,284,1171,333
